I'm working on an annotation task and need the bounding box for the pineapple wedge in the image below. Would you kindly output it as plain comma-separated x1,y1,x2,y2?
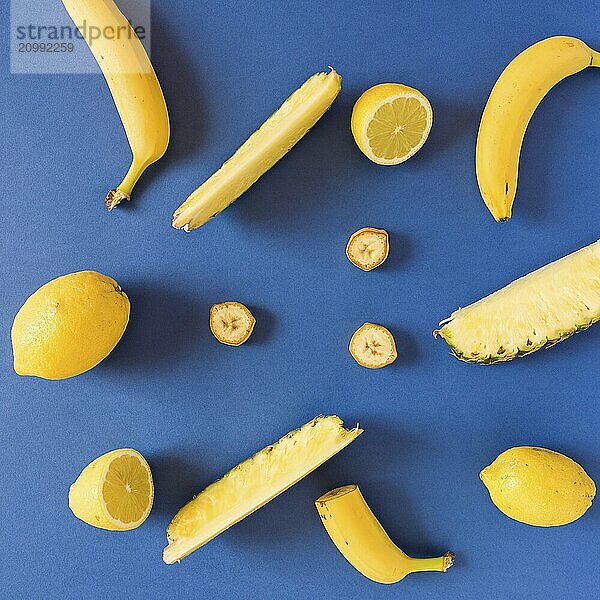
172,69,341,231
163,415,362,563
435,239,600,363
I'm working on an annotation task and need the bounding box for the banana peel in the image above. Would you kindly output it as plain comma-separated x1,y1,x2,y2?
316,485,454,584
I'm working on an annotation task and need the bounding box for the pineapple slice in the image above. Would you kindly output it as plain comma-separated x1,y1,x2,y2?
435,239,600,363
172,69,341,231
163,415,362,563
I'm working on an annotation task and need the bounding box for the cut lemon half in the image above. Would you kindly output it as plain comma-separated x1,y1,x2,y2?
173,69,341,231
163,415,362,563
351,83,433,165
68,448,153,531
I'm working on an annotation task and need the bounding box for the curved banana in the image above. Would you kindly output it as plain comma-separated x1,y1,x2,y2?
476,36,600,221
62,0,170,209
315,485,454,584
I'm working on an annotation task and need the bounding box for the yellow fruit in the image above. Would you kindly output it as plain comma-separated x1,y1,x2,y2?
316,485,454,584
62,0,170,209
346,228,389,271
172,69,341,231
351,83,433,165
69,448,154,531
480,446,596,527
476,36,600,221
11,271,129,380
163,416,362,563
349,323,397,368
435,239,600,363
210,302,256,346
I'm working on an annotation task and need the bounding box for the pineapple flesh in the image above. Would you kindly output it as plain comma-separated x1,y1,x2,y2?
435,239,600,363
163,415,362,564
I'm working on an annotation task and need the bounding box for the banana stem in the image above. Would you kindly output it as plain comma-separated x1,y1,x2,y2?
591,50,600,67
106,158,148,210
407,552,455,574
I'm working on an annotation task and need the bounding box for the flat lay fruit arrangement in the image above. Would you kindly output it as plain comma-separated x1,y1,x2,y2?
7,0,600,593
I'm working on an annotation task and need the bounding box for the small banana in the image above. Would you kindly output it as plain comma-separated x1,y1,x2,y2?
476,36,600,221
62,0,170,209
316,485,454,584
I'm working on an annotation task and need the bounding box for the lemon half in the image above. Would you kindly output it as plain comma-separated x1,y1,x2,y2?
351,83,433,165
69,449,154,531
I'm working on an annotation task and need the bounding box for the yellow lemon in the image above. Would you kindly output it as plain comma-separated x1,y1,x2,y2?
351,83,433,165
69,449,154,531
480,446,596,527
11,270,130,380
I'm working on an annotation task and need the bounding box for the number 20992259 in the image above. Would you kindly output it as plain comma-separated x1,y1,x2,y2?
18,42,75,53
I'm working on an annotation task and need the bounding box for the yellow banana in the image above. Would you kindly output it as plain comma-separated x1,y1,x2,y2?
476,36,600,221
62,0,170,209
315,485,454,584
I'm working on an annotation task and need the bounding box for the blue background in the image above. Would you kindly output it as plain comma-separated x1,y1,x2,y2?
1,1,599,598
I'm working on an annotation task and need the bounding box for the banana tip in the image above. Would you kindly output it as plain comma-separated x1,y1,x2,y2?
106,189,130,211
442,551,455,572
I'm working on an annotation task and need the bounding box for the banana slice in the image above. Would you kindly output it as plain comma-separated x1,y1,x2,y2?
346,228,389,271
349,323,397,368
210,302,256,346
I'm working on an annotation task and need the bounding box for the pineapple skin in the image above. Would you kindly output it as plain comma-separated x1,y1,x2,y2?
439,320,598,365
436,239,600,364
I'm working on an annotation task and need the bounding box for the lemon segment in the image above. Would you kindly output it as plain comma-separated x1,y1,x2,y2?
163,416,362,563
480,447,596,527
346,227,389,271
11,271,130,380
210,302,256,346
350,323,397,368
351,83,433,165
69,449,154,531
173,69,341,231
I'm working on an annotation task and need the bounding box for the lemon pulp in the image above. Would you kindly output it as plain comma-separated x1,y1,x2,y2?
102,453,153,526
351,83,433,165
367,97,430,160
69,448,153,531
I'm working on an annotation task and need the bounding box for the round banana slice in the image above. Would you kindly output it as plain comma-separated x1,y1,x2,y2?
210,302,256,346
346,228,389,271
350,323,397,368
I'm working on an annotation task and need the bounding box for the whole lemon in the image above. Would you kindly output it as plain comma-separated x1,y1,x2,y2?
480,446,596,527
11,271,130,380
